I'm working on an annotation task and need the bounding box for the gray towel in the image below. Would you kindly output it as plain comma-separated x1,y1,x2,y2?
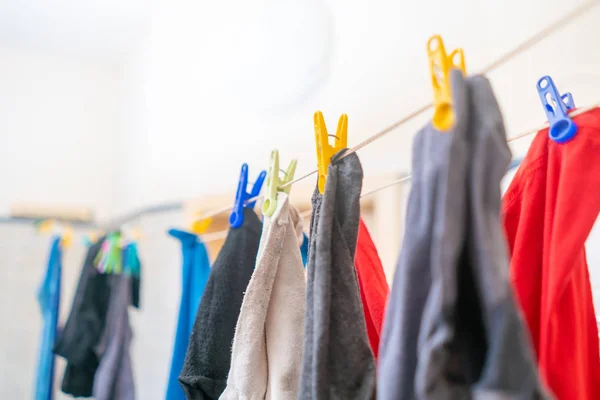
221,193,306,400
299,151,376,400
93,275,135,400
179,208,263,400
377,70,550,399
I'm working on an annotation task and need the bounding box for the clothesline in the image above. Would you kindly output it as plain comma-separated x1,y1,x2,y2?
194,0,599,225
197,101,600,244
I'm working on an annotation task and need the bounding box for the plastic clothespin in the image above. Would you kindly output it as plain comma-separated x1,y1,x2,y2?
60,225,73,249
36,219,72,249
81,229,103,247
262,149,298,217
314,111,348,194
229,163,267,228
537,75,577,143
36,219,55,234
427,35,467,131
190,217,212,235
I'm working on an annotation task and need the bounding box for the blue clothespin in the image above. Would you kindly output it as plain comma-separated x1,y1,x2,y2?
537,75,577,144
229,163,267,228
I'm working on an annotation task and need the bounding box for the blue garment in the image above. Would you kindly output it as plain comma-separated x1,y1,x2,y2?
166,229,211,400
35,237,62,400
300,233,309,267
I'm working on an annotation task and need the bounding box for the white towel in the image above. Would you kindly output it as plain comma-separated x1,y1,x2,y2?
220,192,306,400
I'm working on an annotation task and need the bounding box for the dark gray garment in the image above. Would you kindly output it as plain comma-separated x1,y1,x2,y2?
414,75,550,399
179,208,262,400
93,274,135,400
298,151,376,400
377,70,550,399
377,69,471,400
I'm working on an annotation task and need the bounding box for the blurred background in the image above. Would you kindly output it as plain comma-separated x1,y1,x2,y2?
1,0,599,398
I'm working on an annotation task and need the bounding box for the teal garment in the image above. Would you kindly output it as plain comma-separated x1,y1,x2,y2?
166,229,211,400
35,237,62,400
300,232,309,267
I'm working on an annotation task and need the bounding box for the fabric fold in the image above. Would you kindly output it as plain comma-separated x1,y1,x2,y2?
299,150,376,400
92,274,136,400
54,237,112,398
179,208,262,400
378,70,548,399
221,193,306,400
355,219,389,359
166,229,211,400
503,107,600,399
34,237,62,400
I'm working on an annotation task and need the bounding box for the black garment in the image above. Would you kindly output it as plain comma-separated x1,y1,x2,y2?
131,275,141,309
179,208,262,399
54,238,112,397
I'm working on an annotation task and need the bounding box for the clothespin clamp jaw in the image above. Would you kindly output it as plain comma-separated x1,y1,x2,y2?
262,149,298,217
229,163,267,228
427,35,467,131
314,111,348,194
537,75,577,143
81,229,103,246
37,219,73,249
60,225,73,249
190,217,212,235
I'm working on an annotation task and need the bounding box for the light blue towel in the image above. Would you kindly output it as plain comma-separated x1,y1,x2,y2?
166,229,211,400
34,237,62,400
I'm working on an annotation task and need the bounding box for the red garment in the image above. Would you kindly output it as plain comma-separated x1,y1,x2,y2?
355,218,389,358
502,108,600,399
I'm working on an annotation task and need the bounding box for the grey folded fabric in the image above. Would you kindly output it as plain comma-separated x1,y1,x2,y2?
93,275,135,400
299,151,376,400
179,208,262,400
378,70,550,399
221,193,306,400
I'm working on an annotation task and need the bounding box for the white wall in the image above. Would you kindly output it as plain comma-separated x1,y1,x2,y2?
0,45,122,220
116,0,600,213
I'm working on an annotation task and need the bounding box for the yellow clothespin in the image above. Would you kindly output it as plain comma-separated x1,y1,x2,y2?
427,35,467,131
36,219,72,249
37,219,55,234
314,111,348,194
88,229,104,243
60,225,73,249
262,149,298,217
190,217,212,235
121,225,143,246
130,226,143,241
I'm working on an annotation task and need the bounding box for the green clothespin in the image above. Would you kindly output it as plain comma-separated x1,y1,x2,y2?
262,149,297,217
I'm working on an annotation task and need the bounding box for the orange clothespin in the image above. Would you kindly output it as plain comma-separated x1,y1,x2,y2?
314,111,348,194
427,35,467,131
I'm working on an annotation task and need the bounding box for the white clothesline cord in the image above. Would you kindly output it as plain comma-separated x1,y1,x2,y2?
194,0,599,225
199,101,600,244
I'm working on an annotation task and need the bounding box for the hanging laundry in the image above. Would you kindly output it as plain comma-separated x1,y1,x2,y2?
92,241,141,400
124,241,142,309
299,150,376,400
92,273,136,400
221,193,306,399
300,232,309,267
179,208,262,400
502,107,600,399
34,236,62,400
355,218,389,359
378,70,548,399
54,237,112,398
165,229,211,400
